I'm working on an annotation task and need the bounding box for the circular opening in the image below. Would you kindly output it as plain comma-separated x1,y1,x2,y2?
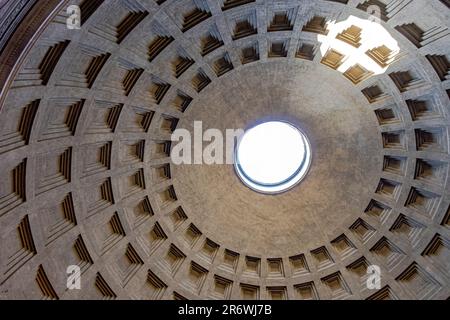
234,121,312,194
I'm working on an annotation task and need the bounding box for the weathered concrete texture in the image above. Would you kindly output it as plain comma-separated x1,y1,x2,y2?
174,61,381,256
0,0,449,300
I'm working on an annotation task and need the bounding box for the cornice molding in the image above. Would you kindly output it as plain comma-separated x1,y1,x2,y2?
0,0,68,111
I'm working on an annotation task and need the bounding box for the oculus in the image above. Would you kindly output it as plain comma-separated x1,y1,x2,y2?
234,121,312,194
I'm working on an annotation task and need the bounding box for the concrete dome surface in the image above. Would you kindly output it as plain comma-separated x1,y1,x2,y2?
0,0,449,300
